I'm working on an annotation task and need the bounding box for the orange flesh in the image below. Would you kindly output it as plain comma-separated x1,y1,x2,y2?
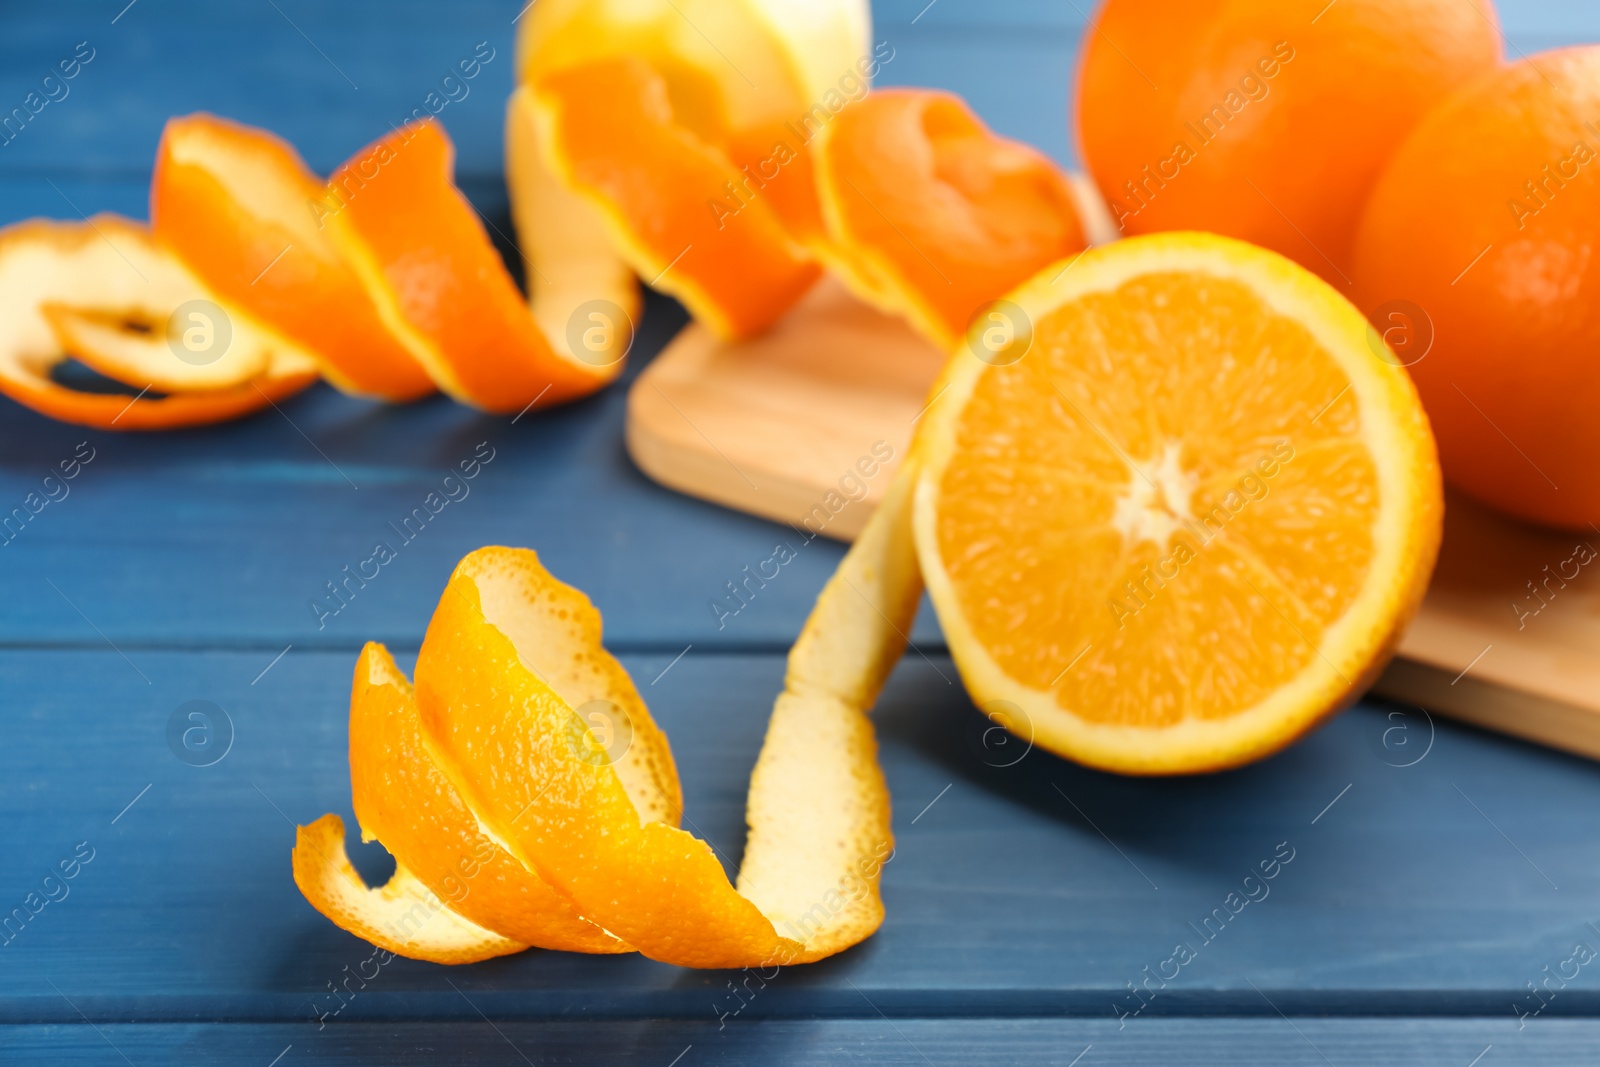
935,271,1377,728
151,114,436,401
533,57,821,339
818,89,1087,345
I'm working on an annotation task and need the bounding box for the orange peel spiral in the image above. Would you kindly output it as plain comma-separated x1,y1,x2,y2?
0,109,629,429
294,471,916,967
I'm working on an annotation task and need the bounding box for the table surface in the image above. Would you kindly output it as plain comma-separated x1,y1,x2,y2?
3,2,1599,1064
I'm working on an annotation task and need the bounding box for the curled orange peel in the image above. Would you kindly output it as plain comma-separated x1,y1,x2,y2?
295,480,914,967
293,814,528,965
504,85,641,366
510,2,1103,351
150,113,438,403
812,88,1091,350
527,56,821,340
42,301,272,395
512,0,869,339
345,642,629,953
0,216,318,430
325,120,624,415
2,108,634,429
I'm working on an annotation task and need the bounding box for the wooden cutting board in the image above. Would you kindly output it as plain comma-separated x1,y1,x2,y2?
626,277,1600,762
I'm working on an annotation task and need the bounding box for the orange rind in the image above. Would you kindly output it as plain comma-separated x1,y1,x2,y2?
0,216,318,430
4,106,639,430
504,85,641,366
151,113,437,402
527,57,821,340
512,0,871,337
42,301,274,394
813,88,1089,350
292,814,529,965
296,525,907,967
326,120,624,414
345,643,632,953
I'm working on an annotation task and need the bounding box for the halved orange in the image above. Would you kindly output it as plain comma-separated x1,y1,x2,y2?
150,114,436,402
910,232,1442,773
0,216,318,431
325,120,621,414
814,88,1089,350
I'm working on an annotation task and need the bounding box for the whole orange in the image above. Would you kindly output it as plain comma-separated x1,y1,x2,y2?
1351,47,1600,529
1076,0,1502,286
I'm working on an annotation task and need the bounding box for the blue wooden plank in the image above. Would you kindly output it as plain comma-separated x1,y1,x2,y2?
0,1018,1588,1066
3,647,1600,1025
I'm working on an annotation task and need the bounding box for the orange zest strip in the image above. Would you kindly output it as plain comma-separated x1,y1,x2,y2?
151,114,437,403
325,119,622,414
813,88,1089,350
0,216,317,431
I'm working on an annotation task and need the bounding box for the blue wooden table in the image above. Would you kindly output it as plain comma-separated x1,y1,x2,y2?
3,2,1599,1063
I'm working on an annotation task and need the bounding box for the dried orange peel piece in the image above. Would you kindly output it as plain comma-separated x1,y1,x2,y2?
0,216,318,430
812,88,1090,350
295,490,909,966
151,113,437,402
